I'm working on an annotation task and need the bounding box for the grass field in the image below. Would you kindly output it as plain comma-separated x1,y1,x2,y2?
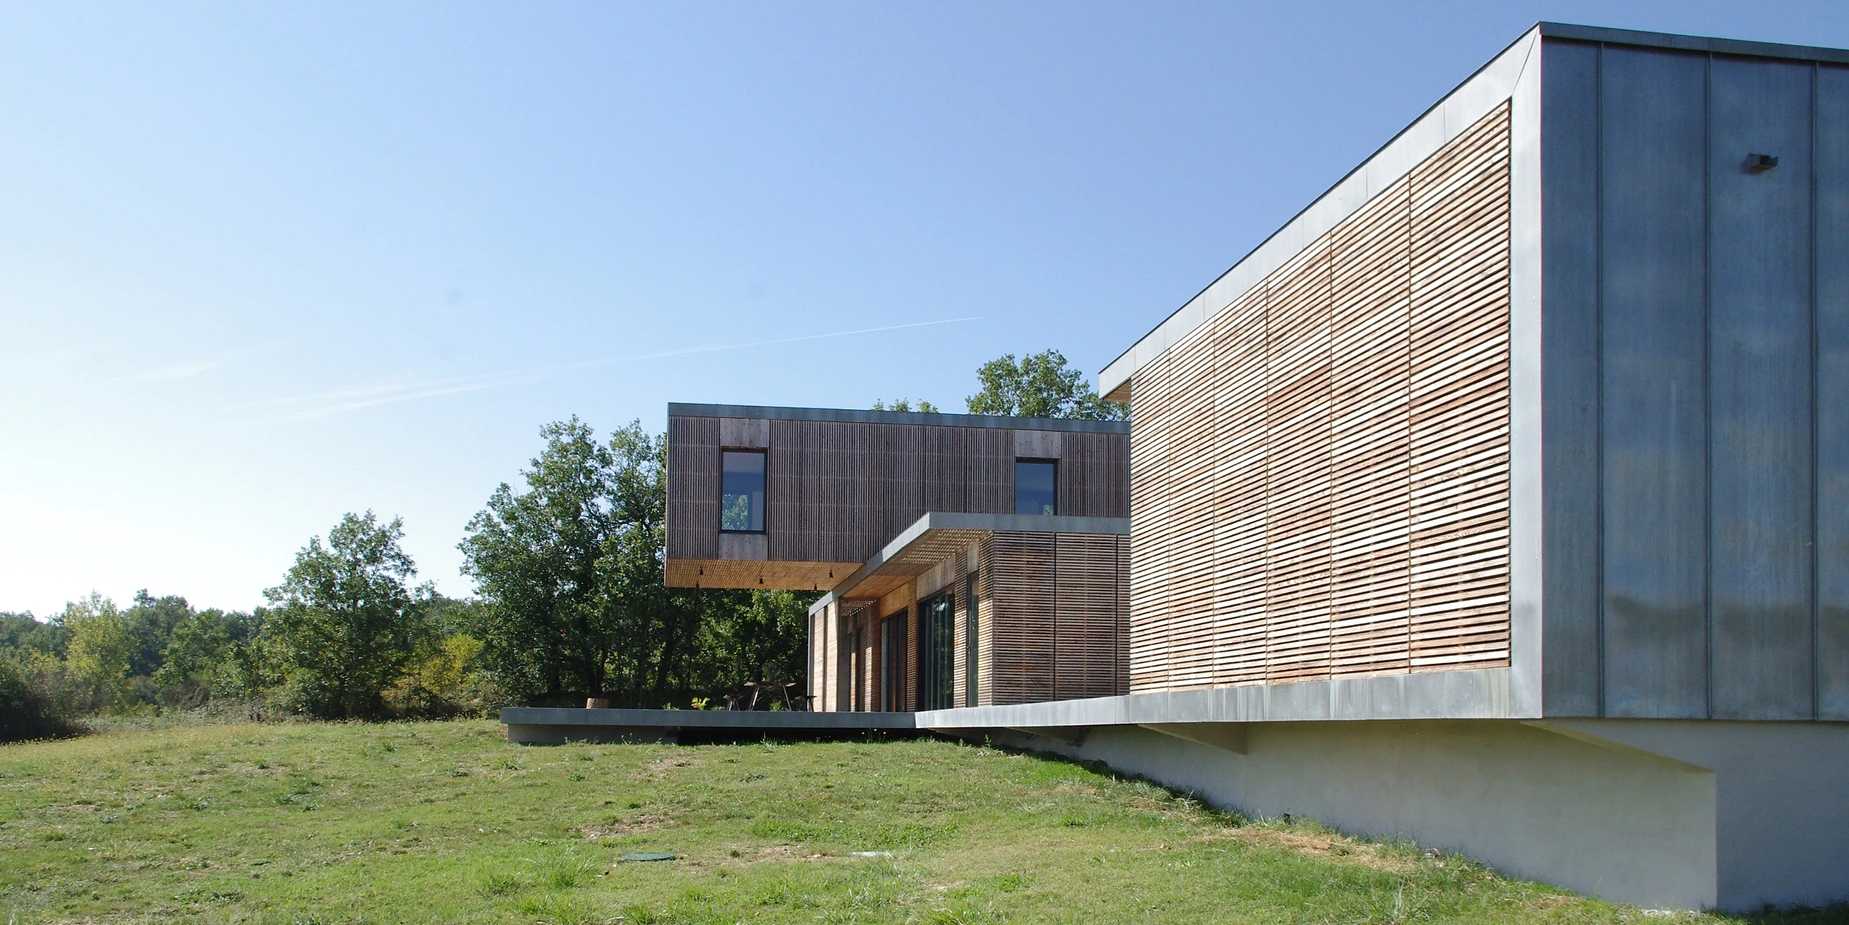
0,721,1841,924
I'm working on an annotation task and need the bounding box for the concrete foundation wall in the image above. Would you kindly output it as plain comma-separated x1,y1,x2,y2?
989,718,1849,912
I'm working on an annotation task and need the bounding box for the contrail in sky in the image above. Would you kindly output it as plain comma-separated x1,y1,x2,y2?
267,315,982,421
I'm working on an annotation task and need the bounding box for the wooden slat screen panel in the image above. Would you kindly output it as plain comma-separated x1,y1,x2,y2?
1330,175,1414,677
987,532,1056,704
951,552,970,708
922,426,968,514
1116,534,1131,692
1128,350,1171,691
666,415,720,560
1057,432,1130,517
1165,319,1219,688
1263,239,1334,683
767,420,805,561
1055,534,1122,699
1408,103,1512,670
975,548,994,705
1126,101,1511,692
1213,291,1270,684
966,428,1014,514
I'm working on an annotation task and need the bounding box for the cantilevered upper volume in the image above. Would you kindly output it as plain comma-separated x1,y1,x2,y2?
663,402,1127,591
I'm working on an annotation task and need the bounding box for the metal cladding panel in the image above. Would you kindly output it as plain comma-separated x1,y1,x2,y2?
1707,57,1816,719
1538,40,1603,716
1820,65,1849,720
1597,46,1709,719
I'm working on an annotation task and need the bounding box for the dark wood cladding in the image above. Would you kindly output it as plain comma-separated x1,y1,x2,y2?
667,414,1129,580
666,416,719,560
980,531,1129,705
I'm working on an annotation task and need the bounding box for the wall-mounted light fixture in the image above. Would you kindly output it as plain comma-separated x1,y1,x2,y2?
1746,153,1779,173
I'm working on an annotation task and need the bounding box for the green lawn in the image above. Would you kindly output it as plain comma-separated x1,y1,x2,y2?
0,721,1839,924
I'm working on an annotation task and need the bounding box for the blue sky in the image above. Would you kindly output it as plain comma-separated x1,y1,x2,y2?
4,1,1845,617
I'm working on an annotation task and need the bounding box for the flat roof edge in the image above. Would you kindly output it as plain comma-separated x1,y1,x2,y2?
1536,21,1849,65
669,402,1128,434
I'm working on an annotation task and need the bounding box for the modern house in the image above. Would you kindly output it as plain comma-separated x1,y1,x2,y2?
662,404,1132,711
501,21,1849,913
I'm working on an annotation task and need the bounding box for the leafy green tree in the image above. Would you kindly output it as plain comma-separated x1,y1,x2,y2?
461,419,665,701
123,590,193,678
153,608,242,707
692,589,808,696
871,398,940,413
0,612,68,657
965,349,1126,420
59,594,133,712
263,512,433,719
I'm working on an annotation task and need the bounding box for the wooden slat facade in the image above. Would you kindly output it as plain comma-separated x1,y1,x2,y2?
668,414,1129,589
1127,102,1512,692
821,529,1129,710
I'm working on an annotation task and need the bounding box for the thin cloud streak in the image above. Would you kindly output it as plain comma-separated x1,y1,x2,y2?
103,358,226,385
258,315,981,421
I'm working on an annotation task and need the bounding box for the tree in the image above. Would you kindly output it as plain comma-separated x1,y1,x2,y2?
965,349,1127,420
153,608,245,707
461,418,668,701
58,594,133,712
0,612,68,657
123,590,193,678
263,512,432,719
871,398,940,413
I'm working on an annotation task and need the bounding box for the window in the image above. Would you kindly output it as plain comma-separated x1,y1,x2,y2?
1014,459,1057,515
721,450,766,532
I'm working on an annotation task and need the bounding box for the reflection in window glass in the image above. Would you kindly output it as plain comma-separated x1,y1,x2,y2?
1015,459,1056,515
721,450,766,531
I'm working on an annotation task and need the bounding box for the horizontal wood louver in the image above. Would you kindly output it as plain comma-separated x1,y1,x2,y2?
1330,174,1413,677
1129,351,1171,692
1408,102,1512,671
1264,239,1334,683
1126,101,1511,692
1165,319,1218,688
1213,291,1270,684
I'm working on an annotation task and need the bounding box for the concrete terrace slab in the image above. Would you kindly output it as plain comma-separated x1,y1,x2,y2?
501,707,917,744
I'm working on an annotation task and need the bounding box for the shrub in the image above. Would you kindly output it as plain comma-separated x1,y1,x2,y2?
0,650,81,742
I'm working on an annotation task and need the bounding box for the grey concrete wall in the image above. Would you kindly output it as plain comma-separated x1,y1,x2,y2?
993,720,1719,909
994,718,1849,911
1539,40,1849,720
1542,719,1849,911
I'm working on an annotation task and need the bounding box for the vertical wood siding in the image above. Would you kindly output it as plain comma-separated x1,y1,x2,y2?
1055,534,1124,699
670,416,1128,577
1127,102,1512,693
666,416,720,560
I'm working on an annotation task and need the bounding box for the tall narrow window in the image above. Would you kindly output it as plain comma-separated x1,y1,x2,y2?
1014,459,1057,515
721,450,766,532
